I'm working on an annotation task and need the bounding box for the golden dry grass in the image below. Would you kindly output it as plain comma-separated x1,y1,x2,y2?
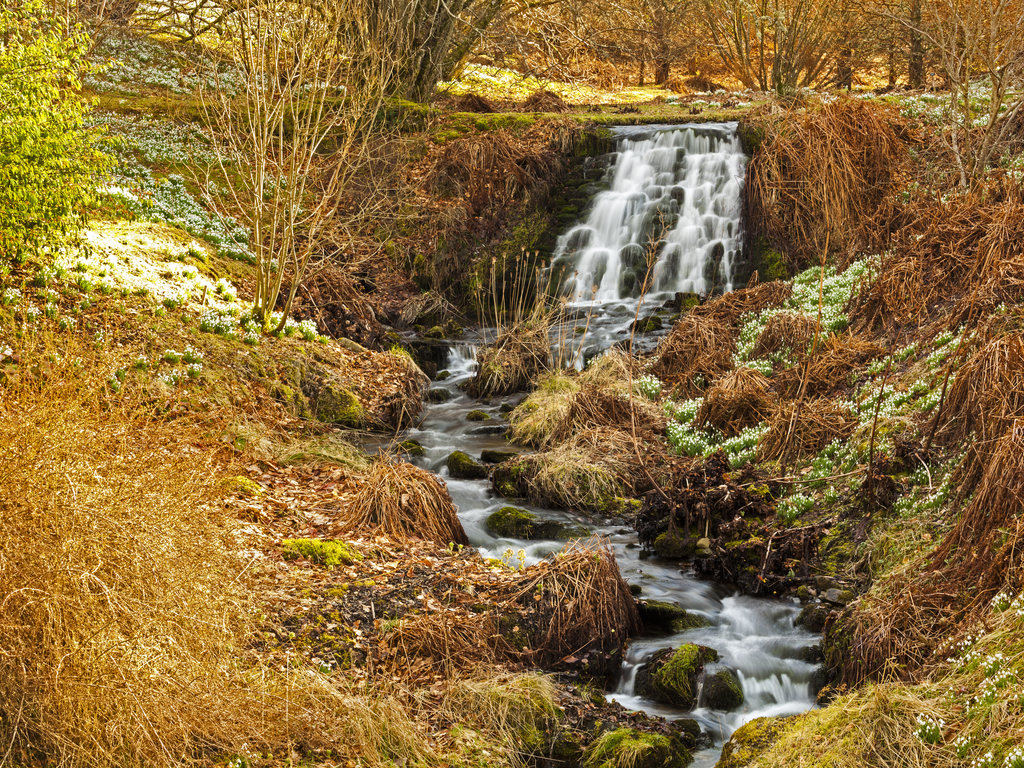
694,366,775,435
759,398,857,461
651,313,736,397
346,457,469,546
751,311,818,358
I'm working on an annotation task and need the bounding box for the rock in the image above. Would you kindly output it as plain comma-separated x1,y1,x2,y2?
446,450,488,480
469,424,509,436
798,645,823,664
485,506,590,540
629,583,643,596
636,600,711,633
696,537,711,550
435,370,451,381
314,383,365,427
466,409,491,421
424,325,445,340
481,449,518,464
425,388,452,403
823,588,855,606
702,668,744,711
653,529,697,559
582,728,692,768
795,603,832,633
717,717,788,768
634,644,718,709
398,439,426,457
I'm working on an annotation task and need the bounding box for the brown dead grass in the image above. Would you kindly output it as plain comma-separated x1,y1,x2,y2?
692,280,794,326
468,320,551,397
549,384,667,444
751,311,818,358
651,313,737,397
346,458,469,547
774,332,884,398
521,89,571,113
694,367,775,435
744,98,909,267
759,398,858,461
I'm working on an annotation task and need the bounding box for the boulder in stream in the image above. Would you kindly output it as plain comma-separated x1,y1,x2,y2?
481,449,518,464
466,409,491,421
702,668,744,711
634,644,718,709
426,388,452,403
485,506,590,540
716,716,787,768
636,599,711,633
446,450,488,480
582,728,693,768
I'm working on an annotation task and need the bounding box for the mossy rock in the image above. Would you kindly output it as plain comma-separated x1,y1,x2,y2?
466,409,491,421
583,727,692,768
795,604,833,633
282,539,362,568
426,388,453,403
716,717,787,768
399,439,426,457
424,325,445,339
596,496,643,517
485,506,590,540
315,383,365,427
271,382,313,419
634,645,718,709
223,475,264,497
435,370,452,381
636,600,711,633
481,449,519,464
447,450,489,480
653,530,698,559
702,668,744,711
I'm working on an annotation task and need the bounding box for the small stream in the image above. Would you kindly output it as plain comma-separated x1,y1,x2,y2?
377,123,820,765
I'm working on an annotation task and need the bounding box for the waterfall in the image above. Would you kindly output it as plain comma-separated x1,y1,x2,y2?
551,123,747,304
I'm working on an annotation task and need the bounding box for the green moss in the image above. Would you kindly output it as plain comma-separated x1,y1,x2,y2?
315,384,365,427
716,717,787,768
702,669,744,711
400,439,426,457
223,475,263,497
485,506,590,540
583,728,691,768
637,600,711,632
466,410,491,421
637,644,718,708
654,530,697,559
424,325,445,339
447,450,489,480
281,539,363,568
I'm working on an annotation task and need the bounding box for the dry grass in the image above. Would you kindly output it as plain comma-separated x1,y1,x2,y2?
0,341,433,767
694,367,775,435
508,372,580,447
691,280,794,326
651,313,737,397
759,398,858,461
345,457,469,546
380,611,515,677
549,384,667,445
751,311,818,358
468,320,551,398
508,539,641,669
429,121,579,214
521,89,571,113
744,98,908,267
774,332,884,398
510,427,650,510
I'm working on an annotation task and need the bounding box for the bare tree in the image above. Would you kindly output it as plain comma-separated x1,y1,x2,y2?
702,0,847,94
917,0,1024,186
200,0,399,332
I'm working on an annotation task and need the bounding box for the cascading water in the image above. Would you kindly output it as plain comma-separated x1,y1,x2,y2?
551,123,746,305
379,123,818,766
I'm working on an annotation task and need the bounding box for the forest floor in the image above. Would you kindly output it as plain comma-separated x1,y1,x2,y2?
3,23,1024,768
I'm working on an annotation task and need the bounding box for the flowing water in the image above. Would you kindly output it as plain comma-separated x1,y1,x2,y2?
382,124,819,765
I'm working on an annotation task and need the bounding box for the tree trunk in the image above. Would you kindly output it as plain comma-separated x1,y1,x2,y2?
908,0,924,88
655,59,670,85
639,59,645,86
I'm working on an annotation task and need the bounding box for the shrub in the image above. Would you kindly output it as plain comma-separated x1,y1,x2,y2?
0,1,108,266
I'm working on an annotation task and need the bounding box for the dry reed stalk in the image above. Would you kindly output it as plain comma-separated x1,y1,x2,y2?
751,311,818,358
346,458,469,546
468,320,552,397
759,398,857,461
507,539,640,668
691,280,794,326
744,98,908,266
651,313,736,397
773,332,885,398
379,611,516,677
694,367,775,435
548,384,667,445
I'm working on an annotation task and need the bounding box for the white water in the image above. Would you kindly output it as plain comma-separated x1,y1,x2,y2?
375,124,817,765
551,123,746,305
